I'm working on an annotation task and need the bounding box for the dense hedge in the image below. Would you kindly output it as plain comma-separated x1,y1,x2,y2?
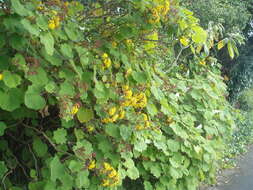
0,0,236,190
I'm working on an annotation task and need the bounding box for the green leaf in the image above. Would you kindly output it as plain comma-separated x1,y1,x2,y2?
126,166,139,180
132,71,147,83
105,123,120,138
147,102,158,116
59,81,75,97
27,68,48,86
0,161,7,179
77,108,94,123
144,181,153,190
0,88,23,111
32,138,48,157
50,156,65,182
170,166,182,179
11,0,28,16
21,19,40,36
45,81,57,93
76,170,90,188
24,91,46,110
68,160,83,172
36,15,48,31
0,122,7,136
60,43,73,58
40,32,55,56
227,41,234,59
74,139,93,158
3,70,21,88
150,165,162,178
13,53,26,66
53,128,67,144
167,140,180,152
191,26,207,44
119,125,132,141
64,22,80,41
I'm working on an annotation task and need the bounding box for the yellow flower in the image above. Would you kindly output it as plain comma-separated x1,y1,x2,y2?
88,160,96,170
102,118,112,123
180,36,189,47
87,125,95,132
125,68,132,77
53,16,60,27
122,85,129,91
103,58,111,68
135,125,144,130
48,21,56,30
101,179,110,187
109,107,117,116
121,100,131,107
108,170,117,178
71,105,79,115
119,110,125,119
112,41,117,48
111,114,119,122
199,60,206,65
145,121,151,128
51,10,57,15
102,53,108,59
103,162,112,171
142,113,148,121
167,117,173,123
0,74,3,81
124,90,133,99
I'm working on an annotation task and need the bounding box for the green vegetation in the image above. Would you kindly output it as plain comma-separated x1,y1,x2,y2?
0,0,252,190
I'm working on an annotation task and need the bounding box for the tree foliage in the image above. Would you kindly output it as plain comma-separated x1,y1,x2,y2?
0,0,236,190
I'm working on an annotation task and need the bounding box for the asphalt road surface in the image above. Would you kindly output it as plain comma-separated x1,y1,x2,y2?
212,146,253,190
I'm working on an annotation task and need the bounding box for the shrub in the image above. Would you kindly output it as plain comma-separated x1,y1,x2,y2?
0,0,235,190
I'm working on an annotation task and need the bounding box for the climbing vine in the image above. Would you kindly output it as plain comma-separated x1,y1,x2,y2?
0,0,237,190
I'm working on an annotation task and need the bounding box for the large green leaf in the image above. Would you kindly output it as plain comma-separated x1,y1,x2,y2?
227,41,234,59
24,91,46,110
50,156,65,182
40,32,55,56
0,88,23,111
32,138,48,157
11,0,28,16
77,108,94,123
21,19,40,36
75,170,90,188
3,70,21,88
53,128,67,144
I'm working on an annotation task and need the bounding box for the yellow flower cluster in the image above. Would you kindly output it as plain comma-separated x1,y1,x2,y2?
135,113,151,130
148,0,170,24
86,125,95,133
101,162,120,187
121,85,147,108
88,160,96,170
167,116,174,124
71,104,79,115
101,53,112,69
125,39,134,47
37,2,44,11
102,106,125,123
0,73,3,81
48,15,60,30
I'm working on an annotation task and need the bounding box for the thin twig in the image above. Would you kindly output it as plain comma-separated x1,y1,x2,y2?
23,124,74,157
2,169,12,190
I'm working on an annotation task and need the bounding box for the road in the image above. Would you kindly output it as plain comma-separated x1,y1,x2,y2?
207,146,253,190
